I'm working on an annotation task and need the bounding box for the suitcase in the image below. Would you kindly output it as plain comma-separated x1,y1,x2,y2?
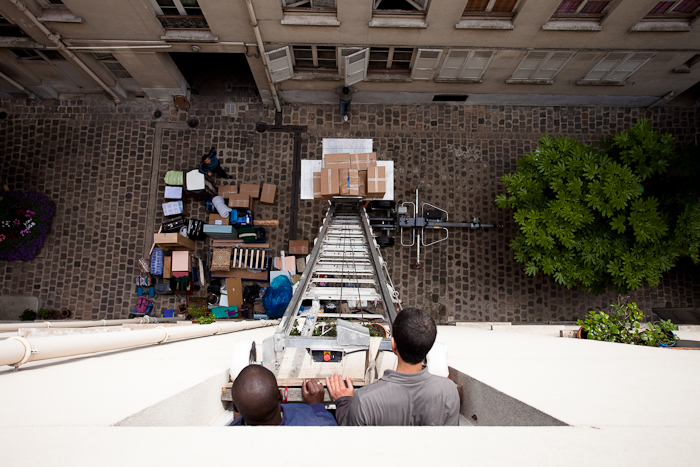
162,215,186,233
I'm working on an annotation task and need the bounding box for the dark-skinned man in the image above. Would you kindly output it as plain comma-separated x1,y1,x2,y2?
230,365,337,426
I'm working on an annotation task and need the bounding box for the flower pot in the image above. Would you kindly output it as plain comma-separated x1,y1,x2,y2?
657,333,678,348
577,326,588,339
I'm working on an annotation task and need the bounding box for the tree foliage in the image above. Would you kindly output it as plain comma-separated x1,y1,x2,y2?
495,119,700,294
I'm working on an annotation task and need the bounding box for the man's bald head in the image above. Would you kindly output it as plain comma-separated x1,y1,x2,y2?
231,365,281,425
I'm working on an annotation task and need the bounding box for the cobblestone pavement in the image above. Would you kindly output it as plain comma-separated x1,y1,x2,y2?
1,91,698,323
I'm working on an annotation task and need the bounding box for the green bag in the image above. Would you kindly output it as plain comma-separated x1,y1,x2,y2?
164,170,183,186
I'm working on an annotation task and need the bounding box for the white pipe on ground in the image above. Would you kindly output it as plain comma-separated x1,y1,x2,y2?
9,0,122,103
0,320,277,368
0,317,180,332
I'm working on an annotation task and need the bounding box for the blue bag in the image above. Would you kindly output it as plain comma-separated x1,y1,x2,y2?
262,275,293,319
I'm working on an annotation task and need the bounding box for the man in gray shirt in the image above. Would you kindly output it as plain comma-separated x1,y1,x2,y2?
326,307,460,426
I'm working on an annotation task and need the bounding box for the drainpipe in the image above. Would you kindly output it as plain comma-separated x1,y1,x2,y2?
244,0,281,112
647,91,675,109
0,319,277,368
9,0,122,104
0,316,180,332
0,69,41,103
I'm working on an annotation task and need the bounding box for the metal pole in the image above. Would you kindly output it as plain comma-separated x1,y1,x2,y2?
0,70,41,102
244,0,281,112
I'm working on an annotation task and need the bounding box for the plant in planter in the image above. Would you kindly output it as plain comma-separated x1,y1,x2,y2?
197,314,216,325
19,309,36,321
187,305,208,321
37,308,60,320
577,300,678,347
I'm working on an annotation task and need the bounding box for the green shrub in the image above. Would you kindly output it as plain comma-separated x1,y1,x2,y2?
19,309,36,321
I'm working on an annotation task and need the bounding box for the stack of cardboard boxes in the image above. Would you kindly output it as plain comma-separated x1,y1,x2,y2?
313,153,386,200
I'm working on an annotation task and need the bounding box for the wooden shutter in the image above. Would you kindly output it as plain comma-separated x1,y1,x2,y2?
438,50,471,79
345,48,369,86
265,46,294,83
411,49,443,80
461,50,494,79
583,52,628,81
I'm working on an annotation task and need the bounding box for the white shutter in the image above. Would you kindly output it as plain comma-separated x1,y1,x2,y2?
374,0,383,8
411,49,443,80
265,46,294,83
582,52,627,81
438,50,471,79
531,51,573,80
461,50,494,79
511,51,548,80
345,48,369,86
606,52,654,82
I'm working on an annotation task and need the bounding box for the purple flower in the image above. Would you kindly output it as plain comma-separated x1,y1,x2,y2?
0,190,56,261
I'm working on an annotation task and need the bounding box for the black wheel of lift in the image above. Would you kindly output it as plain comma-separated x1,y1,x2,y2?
376,236,395,247
370,200,396,210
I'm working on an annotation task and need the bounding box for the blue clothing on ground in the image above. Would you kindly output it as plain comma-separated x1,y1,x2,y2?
230,403,337,426
199,156,219,174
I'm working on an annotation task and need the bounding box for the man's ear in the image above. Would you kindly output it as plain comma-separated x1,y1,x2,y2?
278,389,284,401
391,337,396,353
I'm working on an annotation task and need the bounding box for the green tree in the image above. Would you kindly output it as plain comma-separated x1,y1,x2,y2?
495,119,700,294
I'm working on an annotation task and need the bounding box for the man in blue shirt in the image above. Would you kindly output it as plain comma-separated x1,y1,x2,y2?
199,147,231,179
230,365,337,426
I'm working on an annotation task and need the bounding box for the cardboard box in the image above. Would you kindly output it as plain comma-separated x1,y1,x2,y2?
367,163,386,198
228,194,251,208
171,251,190,272
163,256,172,279
226,278,243,308
209,214,228,225
296,257,306,274
324,153,352,169
153,233,195,251
339,169,360,196
260,183,277,204
289,240,309,255
350,152,377,171
358,170,367,198
321,168,339,196
274,256,297,272
313,172,322,199
239,183,260,199
218,185,238,197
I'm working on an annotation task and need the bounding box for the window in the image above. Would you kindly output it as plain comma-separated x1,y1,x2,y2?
290,45,337,70
34,0,82,23
373,0,428,14
462,0,519,17
644,0,700,17
94,53,133,79
507,51,574,84
578,52,654,83
437,50,495,82
282,0,336,10
151,0,209,29
10,49,42,60
368,47,415,71
265,46,295,83
411,49,443,80
552,1,610,17
0,13,28,37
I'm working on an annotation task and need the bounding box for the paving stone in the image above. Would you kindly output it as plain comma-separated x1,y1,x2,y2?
0,94,698,324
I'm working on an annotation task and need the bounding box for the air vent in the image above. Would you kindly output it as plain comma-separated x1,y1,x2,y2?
432,95,468,102
225,103,236,115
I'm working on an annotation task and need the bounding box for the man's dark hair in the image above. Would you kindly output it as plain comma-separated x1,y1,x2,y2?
231,365,280,425
392,307,437,365
342,86,350,95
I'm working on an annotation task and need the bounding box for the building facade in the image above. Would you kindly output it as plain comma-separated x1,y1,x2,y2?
0,0,699,107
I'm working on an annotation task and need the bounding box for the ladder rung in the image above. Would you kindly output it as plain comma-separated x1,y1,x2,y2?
303,288,381,301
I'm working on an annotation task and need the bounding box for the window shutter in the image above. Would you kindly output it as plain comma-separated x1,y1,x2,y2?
511,51,548,80
411,49,443,80
265,46,294,83
407,0,428,9
345,48,369,86
606,52,654,81
311,0,336,7
438,50,470,79
583,52,629,81
532,51,573,80
461,50,494,79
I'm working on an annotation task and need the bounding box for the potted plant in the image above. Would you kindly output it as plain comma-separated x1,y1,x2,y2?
577,299,678,347
186,305,208,322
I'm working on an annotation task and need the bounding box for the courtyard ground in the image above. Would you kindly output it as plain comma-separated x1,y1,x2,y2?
0,89,698,323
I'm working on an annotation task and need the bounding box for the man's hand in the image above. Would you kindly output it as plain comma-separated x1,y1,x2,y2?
325,373,354,401
302,378,325,405
208,171,213,176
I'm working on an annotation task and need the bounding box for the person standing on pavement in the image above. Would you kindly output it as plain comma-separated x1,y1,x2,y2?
326,307,460,426
199,147,231,179
335,86,358,122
